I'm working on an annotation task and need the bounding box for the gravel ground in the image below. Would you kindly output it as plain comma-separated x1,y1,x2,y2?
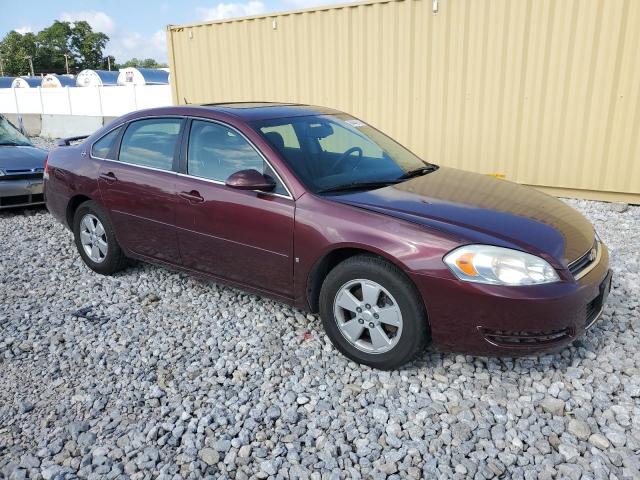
1,141,639,479
29,137,59,151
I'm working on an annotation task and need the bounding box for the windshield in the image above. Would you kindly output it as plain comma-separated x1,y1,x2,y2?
252,114,435,193
0,116,32,146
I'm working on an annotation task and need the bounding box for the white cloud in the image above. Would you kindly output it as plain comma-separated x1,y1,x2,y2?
59,11,116,34
198,1,266,21
106,29,168,63
15,25,33,35
56,10,167,63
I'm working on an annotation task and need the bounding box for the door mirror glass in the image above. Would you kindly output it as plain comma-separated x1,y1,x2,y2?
226,169,276,192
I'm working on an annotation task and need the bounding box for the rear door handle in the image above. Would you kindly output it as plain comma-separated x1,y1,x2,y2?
99,172,117,184
179,190,204,204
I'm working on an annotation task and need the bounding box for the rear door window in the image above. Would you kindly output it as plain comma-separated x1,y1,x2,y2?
118,118,182,171
91,127,122,160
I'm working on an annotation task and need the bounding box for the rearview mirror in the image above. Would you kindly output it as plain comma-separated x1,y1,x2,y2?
226,169,276,192
307,123,333,138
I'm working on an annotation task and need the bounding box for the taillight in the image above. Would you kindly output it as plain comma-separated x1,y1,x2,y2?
43,154,49,180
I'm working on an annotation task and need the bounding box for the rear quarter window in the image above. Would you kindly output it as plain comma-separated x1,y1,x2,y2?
91,127,122,159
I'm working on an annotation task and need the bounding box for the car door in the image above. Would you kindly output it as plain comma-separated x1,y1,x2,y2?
174,118,295,297
96,117,184,264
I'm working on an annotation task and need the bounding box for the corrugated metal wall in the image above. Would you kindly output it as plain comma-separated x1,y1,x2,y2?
167,0,640,202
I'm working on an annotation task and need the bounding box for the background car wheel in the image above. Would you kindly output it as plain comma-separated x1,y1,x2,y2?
73,200,128,275
319,254,429,369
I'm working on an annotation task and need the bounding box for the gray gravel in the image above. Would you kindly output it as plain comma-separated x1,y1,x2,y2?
29,137,58,151
1,142,639,479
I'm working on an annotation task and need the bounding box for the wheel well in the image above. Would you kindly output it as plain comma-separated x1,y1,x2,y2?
307,248,385,313
65,195,92,228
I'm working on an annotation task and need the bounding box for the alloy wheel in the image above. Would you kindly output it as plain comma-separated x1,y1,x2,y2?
333,279,403,354
79,214,108,263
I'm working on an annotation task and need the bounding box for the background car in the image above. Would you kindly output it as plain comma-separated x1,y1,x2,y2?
44,103,611,369
0,115,47,209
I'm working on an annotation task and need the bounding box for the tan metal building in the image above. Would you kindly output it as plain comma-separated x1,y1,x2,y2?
167,0,640,203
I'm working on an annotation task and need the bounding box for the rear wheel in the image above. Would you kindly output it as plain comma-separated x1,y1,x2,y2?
73,200,127,275
319,255,429,369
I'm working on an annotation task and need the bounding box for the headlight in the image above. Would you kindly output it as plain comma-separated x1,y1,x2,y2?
0,169,5,176
444,245,560,286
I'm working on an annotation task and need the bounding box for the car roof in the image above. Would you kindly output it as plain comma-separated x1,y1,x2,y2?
197,102,342,121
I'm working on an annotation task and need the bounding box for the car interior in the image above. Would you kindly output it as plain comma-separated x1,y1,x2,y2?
259,117,405,192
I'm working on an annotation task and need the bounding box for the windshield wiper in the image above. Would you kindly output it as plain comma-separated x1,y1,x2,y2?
0,141,26,146
318,180,400,194
397,165,439,180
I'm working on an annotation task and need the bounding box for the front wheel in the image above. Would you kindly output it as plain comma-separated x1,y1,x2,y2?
319,255,429,369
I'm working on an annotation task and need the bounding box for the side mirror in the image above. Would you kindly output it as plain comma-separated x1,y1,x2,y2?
226,169,276,192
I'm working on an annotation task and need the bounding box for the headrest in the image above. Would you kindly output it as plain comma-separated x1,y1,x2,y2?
264,131,285,151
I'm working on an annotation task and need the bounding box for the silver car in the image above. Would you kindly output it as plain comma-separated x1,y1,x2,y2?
0,115,47,209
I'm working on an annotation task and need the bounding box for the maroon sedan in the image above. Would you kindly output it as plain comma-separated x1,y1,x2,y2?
45,103,612,369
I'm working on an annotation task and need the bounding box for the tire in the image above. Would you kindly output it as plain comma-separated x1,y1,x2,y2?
319,254,429,369
72,200,128,275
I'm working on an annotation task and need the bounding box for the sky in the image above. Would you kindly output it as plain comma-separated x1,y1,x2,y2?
1,0,353,63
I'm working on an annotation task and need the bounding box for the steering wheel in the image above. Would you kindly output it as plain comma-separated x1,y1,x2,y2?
327,146,364,174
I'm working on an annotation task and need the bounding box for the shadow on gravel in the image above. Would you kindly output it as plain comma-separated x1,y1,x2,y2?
97,255,612,377
405,330,609,377
7,203,610,379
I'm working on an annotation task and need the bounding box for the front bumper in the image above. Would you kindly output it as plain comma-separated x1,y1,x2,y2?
0,178,44,209
412,244,611,356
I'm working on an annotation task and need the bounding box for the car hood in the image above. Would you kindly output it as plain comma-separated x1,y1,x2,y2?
327,167,594,268
0,145,47,170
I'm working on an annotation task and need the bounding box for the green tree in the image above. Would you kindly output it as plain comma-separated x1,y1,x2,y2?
119,57,168,69
100,55,116,71
0,20,110,76
0,31,36,76
0,20,168,76
34,20,73,73
69,21,109,71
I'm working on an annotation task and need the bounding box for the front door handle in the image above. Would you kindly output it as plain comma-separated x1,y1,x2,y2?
179,190,204,204
99,172,117,184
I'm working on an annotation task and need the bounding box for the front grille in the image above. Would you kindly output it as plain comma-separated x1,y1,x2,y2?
585,277,608,328
0,172,43,181
0,194,30,206
569,241,599,279
481,327,572,347
0,193,45,207
5,168,44,174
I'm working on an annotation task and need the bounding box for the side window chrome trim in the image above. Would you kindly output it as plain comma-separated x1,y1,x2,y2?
185,116,294,200
89,114,294,200
175,171,292,200
119,117,184,172
97,156,180,175
89,114,186,162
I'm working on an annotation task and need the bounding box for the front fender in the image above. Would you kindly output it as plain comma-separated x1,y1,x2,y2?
293,194,464,309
